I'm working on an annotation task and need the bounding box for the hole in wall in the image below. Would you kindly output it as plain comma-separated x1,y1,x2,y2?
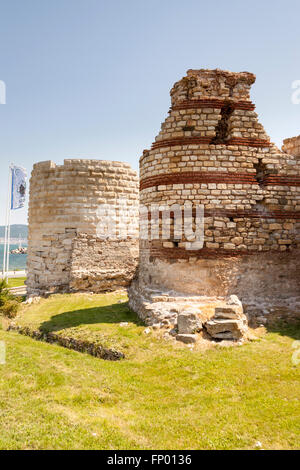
253,158,268,187
279,197,288,206
211,103,234,144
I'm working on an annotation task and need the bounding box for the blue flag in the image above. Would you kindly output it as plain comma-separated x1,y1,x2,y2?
11,165,27,210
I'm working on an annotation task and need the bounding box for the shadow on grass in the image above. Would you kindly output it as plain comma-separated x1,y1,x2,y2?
39,302,143,333
265,319,300,341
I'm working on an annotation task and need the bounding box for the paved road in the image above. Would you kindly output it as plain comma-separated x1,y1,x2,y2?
9,285,27,296
0,270,26,279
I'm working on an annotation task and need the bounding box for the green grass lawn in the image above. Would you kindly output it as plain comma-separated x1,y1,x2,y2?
0,292,299,450
7,277,26,288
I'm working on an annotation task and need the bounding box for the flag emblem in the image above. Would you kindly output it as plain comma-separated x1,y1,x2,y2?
11,165,27,210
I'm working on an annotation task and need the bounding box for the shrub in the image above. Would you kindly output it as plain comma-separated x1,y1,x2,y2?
0,279,20,318
1,299,20,318
0,279,11,305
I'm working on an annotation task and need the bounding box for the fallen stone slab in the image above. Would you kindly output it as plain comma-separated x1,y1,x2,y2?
205,319,247,340
214,306,246,321
176,333,198,344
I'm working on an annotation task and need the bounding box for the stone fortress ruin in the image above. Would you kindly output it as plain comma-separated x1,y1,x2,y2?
128,69,300,341
26,69,299,343
26,159,139,295
282,135,300,158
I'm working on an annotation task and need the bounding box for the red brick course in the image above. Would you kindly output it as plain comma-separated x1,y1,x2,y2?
141,207,300,221
151,136,270,150
171,98,256,111
140,171,300,191
262,175,300,186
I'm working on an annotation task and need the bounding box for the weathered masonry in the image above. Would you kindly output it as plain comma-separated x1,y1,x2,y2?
27,159,139,295
129,69,300,327
282,135,300,158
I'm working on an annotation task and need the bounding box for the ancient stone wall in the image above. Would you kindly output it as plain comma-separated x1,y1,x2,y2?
282,135,300,158
70,234,139,292
27,159,139,295
129,69,300,325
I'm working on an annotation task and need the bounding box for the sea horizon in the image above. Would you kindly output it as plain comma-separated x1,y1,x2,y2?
0,242,28,271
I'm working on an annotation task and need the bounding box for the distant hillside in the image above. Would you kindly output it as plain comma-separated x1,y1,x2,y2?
0,224,28,239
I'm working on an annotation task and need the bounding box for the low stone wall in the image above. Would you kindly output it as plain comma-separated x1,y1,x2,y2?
137,246,300,314
8,323,125,360
70,234,139,293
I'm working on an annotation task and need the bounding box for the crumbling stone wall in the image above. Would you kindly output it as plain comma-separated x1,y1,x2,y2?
27,159,139,295
282,135,300,158
70,234,139,292
129,69,300,324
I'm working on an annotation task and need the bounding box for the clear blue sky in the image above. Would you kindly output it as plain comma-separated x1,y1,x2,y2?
0,0,299,225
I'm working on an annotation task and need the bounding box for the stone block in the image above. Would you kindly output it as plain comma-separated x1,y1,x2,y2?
176,334,198,344
205,319,246,340
177,311,202,334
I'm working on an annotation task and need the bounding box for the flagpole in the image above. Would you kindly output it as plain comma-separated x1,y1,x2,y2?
2,165,11,280
2,200,8,279
5,165,12,282
2,164,27,282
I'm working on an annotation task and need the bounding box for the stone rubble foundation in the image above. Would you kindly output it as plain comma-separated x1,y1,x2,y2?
7,323,125,361
128,282,249,343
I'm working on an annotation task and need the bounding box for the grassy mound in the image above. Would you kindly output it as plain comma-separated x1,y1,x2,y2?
0,292,299,449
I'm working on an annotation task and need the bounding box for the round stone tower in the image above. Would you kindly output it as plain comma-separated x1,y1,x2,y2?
129,69,300,326
27,159,139,295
